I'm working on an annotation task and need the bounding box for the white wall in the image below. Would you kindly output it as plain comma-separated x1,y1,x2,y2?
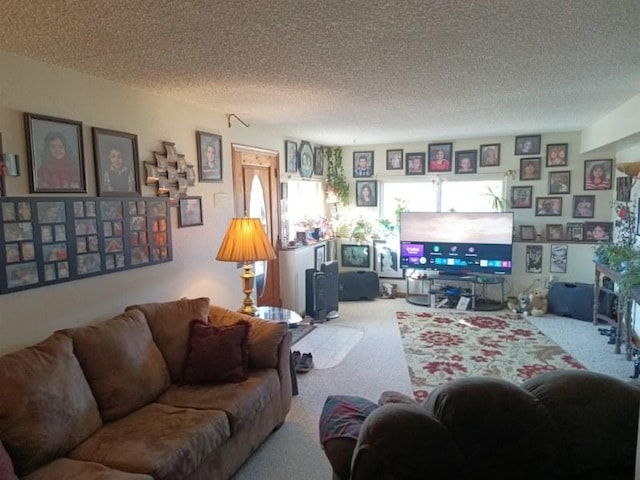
0,53,287,354
336,134,616,296
1,52,638,353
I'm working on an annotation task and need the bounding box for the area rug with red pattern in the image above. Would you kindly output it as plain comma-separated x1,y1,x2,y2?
396,310,585,402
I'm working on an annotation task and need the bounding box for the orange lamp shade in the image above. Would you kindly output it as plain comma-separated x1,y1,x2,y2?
216,217,276,263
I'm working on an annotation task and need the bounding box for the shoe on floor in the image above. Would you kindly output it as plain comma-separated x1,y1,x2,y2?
292,350,301,367
296,352,314,373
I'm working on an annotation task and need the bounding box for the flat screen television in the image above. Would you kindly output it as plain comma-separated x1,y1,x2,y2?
399,212,514,275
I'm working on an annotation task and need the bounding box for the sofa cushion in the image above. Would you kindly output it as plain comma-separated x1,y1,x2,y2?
209,305,288,369
0,439,18,480
0,334,102,477
158,368,280,433
126,297,210,381
69,403,230,480
22,458,153,480
181,319,250,385
61,309,171,421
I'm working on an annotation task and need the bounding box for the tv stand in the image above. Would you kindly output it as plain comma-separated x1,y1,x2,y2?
406,272,505,311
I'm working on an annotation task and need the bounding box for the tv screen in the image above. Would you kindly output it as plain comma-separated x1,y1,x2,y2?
399,212,514,275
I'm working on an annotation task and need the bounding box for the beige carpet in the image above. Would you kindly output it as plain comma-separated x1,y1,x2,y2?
290,323,316,346
292,323,364,369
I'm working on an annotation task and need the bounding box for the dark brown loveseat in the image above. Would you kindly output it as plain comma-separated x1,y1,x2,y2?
0,297,292,479
321,370,640,480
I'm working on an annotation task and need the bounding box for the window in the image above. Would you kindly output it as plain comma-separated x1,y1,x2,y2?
381,177,504,222
285,179,324,241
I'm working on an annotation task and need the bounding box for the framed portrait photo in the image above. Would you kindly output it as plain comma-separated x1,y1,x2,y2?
584,159,612,190
520,157,541,180
178,196,203,228
298,141,314,179
520,225,537,241
284,140,298,173
585,221,613,242
341,244,370,268
454,150,477,174
386,149,403,170
373,239,404,279
353,151,374,177
572,195,595,218
479,143,500,167
548,170,571,194
196,131,222,182
525,245,543,273
550,244,568,274
92,128,140,197
314,146,324,176
428,142,453,172
515,134,541,155
356,180,377,207
24,112,86,193
405,152,425,175
546,224,564,241
511,186,532,208
546,143,568,167
535,196,562,216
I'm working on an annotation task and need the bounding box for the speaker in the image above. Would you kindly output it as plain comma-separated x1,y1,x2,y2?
305,269,327,322
321,260,339,319
548,282,594,322
338,271,379,301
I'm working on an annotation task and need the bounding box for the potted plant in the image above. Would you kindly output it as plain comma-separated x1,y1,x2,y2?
325,147,350,205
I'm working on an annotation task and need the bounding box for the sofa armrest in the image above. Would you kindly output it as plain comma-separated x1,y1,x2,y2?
208,305,292,415
208,305,288,368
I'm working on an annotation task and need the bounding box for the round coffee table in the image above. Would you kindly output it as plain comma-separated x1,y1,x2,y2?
255,306,303,328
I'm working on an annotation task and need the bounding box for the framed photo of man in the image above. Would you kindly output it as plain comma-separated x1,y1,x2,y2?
353,151,374,177
92,127,141,197
196,131,222,182
24,112,86,193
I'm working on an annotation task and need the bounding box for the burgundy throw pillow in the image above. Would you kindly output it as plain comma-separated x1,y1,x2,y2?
0,439,18,480
180,319,251,385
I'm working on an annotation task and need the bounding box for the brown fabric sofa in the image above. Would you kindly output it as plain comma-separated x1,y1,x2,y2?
0,297,292,480
321,370,640,480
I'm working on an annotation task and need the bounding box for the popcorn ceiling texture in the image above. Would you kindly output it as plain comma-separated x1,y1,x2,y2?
0,0,638,145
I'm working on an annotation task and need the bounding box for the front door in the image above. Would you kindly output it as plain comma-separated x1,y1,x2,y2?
231,144,281,307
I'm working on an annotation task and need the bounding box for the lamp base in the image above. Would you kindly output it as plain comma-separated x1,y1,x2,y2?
238,263,258,316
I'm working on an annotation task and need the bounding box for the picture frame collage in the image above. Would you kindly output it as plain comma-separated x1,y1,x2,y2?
285,140,326,179
0,196,172,294
525,243,568,274
22,112,216,206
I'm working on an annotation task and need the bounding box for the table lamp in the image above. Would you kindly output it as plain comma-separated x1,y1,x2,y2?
216,217,277,316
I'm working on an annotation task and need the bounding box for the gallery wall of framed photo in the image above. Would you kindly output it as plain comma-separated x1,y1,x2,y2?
0,196,172,294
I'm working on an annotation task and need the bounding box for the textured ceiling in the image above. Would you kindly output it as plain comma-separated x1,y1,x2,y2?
1,0,639,146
